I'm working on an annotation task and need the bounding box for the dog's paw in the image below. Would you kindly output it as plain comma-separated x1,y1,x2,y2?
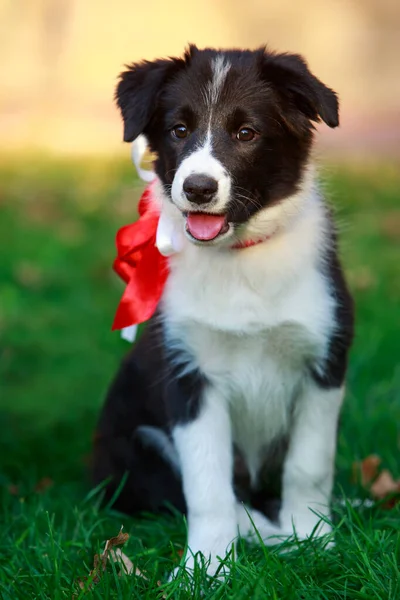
172,515,237,578
236,503,283,546
169,551,229,584
279,508,334,547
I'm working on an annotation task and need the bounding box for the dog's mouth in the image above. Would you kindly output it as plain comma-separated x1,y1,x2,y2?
184,212,230,242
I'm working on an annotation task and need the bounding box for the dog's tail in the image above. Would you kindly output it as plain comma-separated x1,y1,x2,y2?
136,425,181,475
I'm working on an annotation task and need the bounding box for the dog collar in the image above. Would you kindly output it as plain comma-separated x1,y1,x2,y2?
231,236,270,250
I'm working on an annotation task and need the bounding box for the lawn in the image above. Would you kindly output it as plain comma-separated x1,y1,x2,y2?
0,156,399,599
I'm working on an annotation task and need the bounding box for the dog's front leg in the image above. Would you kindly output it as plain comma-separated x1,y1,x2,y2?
172,386,237,577
279,382,344,542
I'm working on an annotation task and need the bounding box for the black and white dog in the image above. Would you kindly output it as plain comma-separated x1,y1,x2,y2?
93,45,354,576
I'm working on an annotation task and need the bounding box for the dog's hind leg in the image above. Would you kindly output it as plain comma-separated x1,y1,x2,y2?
92,324,186,515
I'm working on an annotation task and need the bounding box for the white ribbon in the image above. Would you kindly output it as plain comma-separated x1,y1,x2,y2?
131,134,184,257
131,135,156,182
120,324,138,343
120,135,184,343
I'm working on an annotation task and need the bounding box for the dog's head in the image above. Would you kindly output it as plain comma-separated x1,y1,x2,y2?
116,45,338,245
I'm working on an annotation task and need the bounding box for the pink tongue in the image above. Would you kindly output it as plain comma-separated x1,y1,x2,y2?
186,213,226,241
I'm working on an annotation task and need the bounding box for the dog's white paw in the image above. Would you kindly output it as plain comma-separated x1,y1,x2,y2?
279,508,334,547
169,521,236,583
169,551,229,584
236,503,282,545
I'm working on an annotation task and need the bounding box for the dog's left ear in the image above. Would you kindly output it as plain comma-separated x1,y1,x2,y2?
261,50,339,128
116,56,187,142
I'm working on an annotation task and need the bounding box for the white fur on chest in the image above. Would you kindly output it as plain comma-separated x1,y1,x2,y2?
174,323,320,481
162,187,335,480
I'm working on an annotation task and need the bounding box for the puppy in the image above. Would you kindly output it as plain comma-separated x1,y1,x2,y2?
93,45,354,576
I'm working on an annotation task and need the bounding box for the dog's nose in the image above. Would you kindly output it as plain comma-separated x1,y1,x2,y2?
183,174,218,205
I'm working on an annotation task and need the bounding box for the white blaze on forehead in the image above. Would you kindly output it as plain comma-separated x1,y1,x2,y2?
208,55,231,105
171,56,232,213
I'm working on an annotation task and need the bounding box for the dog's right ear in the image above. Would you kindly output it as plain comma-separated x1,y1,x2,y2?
115,55,188,142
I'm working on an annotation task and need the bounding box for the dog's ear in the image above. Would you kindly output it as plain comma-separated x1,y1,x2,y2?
115,55,188,142
261,50,339,128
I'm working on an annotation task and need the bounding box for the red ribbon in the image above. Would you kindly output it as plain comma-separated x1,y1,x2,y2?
112,185,169,330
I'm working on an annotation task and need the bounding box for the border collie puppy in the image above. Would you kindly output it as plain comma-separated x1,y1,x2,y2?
93,45,354,576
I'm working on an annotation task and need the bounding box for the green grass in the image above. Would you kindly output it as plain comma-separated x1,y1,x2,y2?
0,156,399,599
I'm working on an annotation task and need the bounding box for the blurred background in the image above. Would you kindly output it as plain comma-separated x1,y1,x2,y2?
1,0,400,156
0,1,399,592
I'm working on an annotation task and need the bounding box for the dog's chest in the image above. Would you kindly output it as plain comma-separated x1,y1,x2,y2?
164,237,334,337
164,242,335,479
180,322,319,480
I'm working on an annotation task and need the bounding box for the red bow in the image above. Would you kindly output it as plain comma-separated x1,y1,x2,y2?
112,185,169,330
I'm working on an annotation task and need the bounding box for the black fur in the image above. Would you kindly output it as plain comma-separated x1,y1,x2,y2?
164,346,206,424
310,227,354,389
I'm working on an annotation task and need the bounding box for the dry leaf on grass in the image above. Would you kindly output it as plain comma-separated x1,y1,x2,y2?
8,478,54,497
352,454,381,486
370,470,400,506
352,454,400,508
76,527,164,596
77,527,130,591
34,477,53,493
109,548,135,574
7,484,19,496
109,550,164,593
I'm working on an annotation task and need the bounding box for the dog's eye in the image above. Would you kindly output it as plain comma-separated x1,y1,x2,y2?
236,127,256,142
171,125,188,139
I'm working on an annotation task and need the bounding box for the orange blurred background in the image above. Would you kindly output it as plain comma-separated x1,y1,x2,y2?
1,0,399,157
